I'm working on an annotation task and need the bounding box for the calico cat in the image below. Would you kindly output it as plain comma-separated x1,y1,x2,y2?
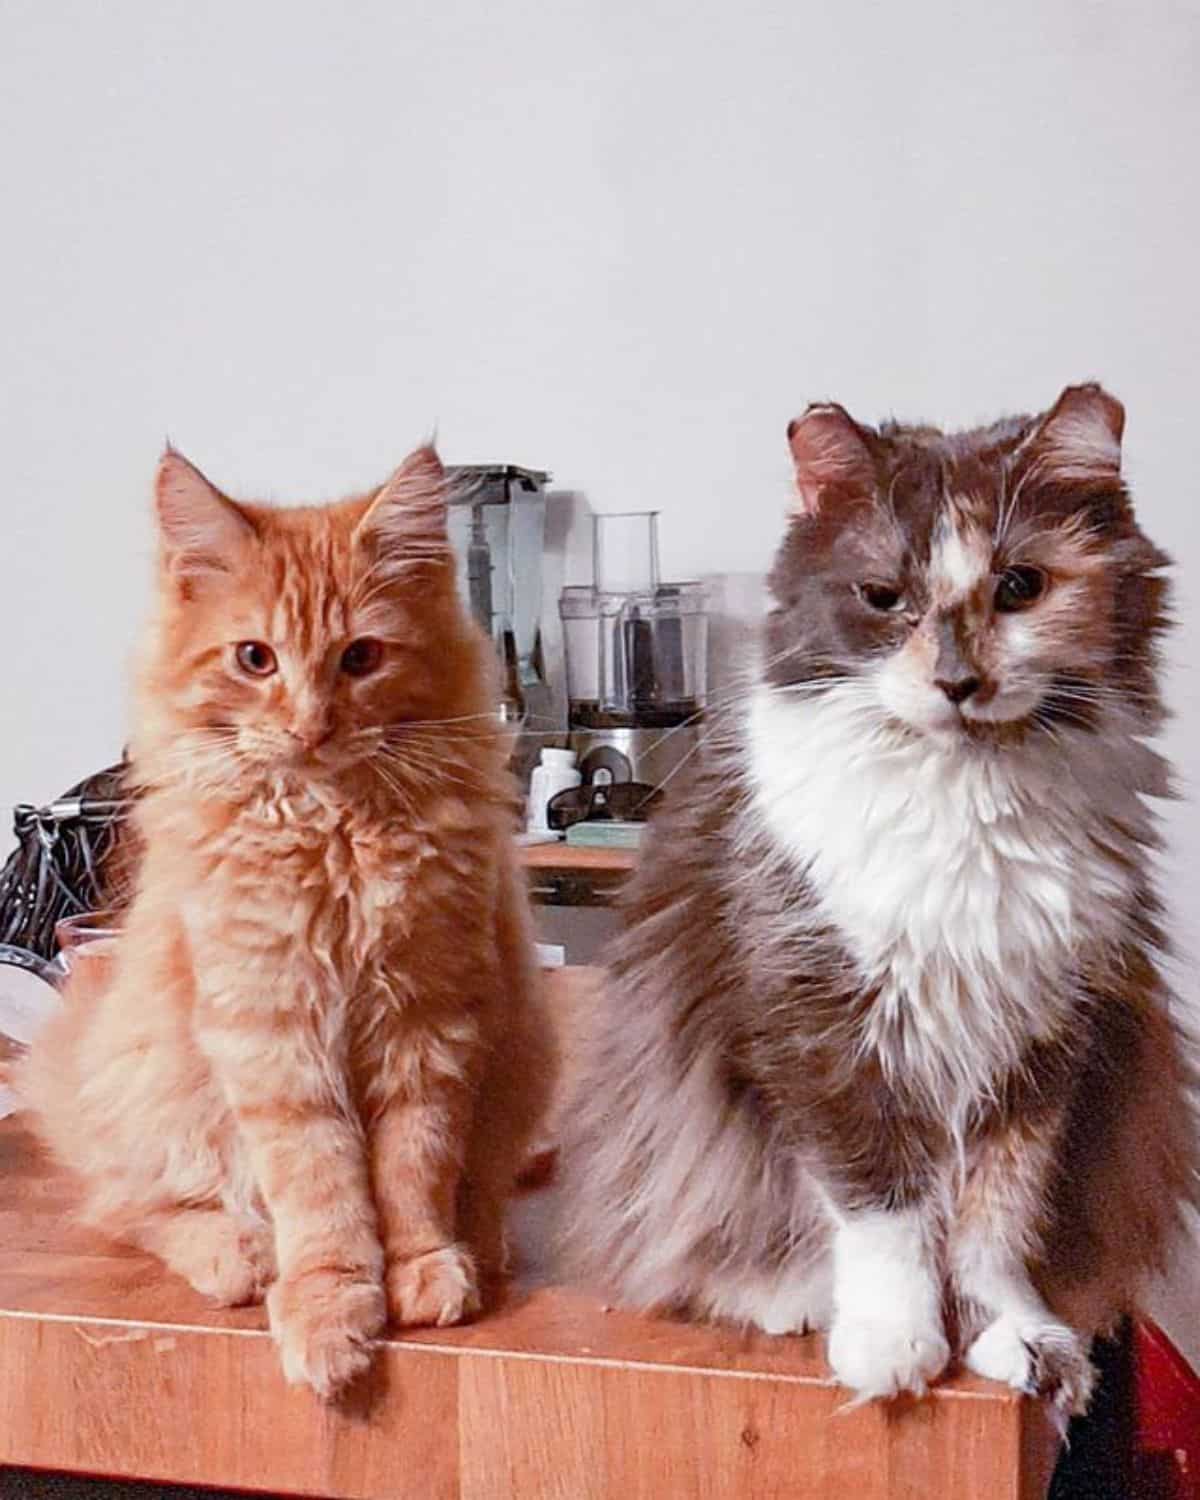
561,384,1197,1415
21,444,554,1398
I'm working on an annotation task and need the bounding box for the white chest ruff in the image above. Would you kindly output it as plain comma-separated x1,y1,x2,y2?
746,686,1145,1101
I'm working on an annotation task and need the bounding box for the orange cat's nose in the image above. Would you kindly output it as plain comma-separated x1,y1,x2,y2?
289,724,336,753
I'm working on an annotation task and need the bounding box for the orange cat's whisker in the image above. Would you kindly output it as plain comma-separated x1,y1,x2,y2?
21,438,555,1404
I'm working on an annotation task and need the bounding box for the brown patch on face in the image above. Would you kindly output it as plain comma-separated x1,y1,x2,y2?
927,509,993,607
985,514,1118,727
560,388,1188,1356
765,389,1170,735
888,606,990,714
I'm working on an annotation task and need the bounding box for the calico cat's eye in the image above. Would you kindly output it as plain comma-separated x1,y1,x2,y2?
340,638,384,678
858,582,904,612
235,641,277,677
995,566,1047,613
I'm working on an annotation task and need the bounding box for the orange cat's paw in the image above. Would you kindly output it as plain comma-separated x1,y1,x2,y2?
386,1244,481,1328
148,1210,276,1307
268,1268,387,1400
214,1219,277,1306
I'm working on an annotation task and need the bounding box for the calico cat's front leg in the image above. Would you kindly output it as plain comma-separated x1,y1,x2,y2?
826,1203,950,1401
196,973,386,1400
806,1080,951,1400
952,1114,1095,1416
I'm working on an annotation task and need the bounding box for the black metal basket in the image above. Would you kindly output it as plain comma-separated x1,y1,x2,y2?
0,762,131,962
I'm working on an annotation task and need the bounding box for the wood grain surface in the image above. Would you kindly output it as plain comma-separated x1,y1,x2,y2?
0,968,1059,1499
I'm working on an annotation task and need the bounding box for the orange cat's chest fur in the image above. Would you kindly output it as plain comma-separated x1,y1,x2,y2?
154,780,497,1003
19,443,556,1401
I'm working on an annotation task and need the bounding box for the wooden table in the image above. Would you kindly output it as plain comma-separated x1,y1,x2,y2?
0,1106,1058,1500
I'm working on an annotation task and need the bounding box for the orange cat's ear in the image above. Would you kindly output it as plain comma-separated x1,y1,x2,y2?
1027,383,1124,482
155,447,255,578
355,444,449,565
787,404,877,515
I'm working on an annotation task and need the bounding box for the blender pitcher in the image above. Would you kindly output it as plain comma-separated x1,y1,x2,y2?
560,513,708,789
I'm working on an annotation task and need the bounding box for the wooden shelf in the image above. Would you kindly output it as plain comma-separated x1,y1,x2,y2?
520,842,636,907
519,843,638,874
0,1086,1058,1498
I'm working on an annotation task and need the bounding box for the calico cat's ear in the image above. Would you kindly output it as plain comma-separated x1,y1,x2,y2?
1028,383,1125,482
786,404,877,515
355,444,449,563
155,447,256,576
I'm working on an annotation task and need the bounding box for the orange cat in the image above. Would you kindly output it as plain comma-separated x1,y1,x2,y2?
20,444,555,1398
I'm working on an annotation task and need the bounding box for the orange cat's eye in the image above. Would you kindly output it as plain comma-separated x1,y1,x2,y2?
340,638,384,678
234,641,277,677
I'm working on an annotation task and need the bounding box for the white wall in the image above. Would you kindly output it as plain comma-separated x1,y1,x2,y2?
2,0,1197,1348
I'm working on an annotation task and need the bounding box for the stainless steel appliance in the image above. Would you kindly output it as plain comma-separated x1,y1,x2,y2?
446,464,551,779
559,512,708,791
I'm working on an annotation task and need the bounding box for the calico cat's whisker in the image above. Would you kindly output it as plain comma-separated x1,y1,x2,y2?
642,724,717,801
564,383,1188,1424
1046,684,1130,705
620,663,841,761
613,698,745,762
775,677,863,696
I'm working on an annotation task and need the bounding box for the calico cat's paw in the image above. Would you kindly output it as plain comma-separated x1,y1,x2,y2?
966,1316,1096,1415
386,1244,482,1328
268,1268,387,1400
827,1312,951,1401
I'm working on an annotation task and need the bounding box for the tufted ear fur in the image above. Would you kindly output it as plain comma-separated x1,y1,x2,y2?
1028,383,1124,483
155,447,256,578
354,444,449,574
786,403,877,515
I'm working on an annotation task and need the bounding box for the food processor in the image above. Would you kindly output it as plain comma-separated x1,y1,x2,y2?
559,512,708,792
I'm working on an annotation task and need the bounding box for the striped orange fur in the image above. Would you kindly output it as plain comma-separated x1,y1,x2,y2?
20,444,555,1398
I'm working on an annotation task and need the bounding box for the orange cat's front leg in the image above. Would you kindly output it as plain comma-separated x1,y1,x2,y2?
198,989,386,1401
368,1060,482,1331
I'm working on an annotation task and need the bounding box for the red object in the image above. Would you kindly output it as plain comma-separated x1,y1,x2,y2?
1134,1319,1200,1499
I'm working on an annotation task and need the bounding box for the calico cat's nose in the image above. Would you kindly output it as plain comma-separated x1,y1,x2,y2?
932,615,981,708
935,674,981,705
